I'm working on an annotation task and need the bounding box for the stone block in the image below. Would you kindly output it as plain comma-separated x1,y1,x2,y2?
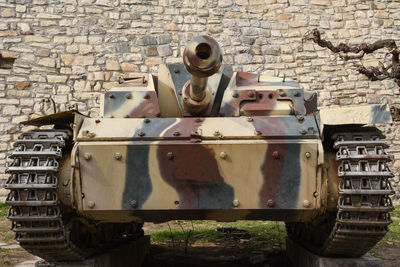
47,75,68,83
121,63,139,72
25,36,50,43
1,8,16,17
106,59,120,70
286,238,382,267
38,58,56,68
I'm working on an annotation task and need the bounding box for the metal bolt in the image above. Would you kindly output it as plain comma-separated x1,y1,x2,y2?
88,201,95,208
297,115,304,122
143,94,150,99
167,152,174,160
254,130,262,136
303,200,311,208
248,91,255,98
293,91,301,97
84,153,91,161
174,69,180,74
95,119,101,124
267,199,275,207
183,96,188,101
300,129,307,135
277,90,286,97
233,199,240,207
174,200,180,205
247,117,253,122
130,200,137,208
305,152,311,158
87,132,96,138
173,131,180,136
232,91,239,98
138,131,145,137
125,93,132,99
114,152,122,160
214,131,220,137
109,94,114,99
144,118,150,123
219,151,227,159
272,151,279,159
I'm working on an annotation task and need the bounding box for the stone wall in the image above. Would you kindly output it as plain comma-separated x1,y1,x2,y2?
0,0,400,201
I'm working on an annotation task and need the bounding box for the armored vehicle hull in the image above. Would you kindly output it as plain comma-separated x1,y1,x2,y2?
5,36,395,261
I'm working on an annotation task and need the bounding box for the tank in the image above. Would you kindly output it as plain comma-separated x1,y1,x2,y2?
5,35,395,261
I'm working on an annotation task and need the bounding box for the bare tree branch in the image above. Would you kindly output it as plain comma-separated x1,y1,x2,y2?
304,28,400,86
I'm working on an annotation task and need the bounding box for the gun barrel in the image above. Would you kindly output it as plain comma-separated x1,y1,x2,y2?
183,36,222,102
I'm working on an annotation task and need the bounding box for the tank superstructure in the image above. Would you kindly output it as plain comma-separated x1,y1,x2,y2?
5,35,395,261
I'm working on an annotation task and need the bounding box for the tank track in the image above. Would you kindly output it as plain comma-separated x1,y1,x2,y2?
287,130,394,257
5,130,90,261
5,130,143,262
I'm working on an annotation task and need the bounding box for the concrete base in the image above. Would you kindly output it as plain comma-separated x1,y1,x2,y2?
36,235,150,267
286,238,382,267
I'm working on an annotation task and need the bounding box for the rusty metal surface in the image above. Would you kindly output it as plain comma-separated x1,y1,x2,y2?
20,110,84,126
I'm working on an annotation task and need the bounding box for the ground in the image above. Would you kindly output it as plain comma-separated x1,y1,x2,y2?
0,204,398,267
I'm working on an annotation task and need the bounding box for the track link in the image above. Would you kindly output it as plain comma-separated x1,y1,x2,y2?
323,131,394,256
287,129,394,257
5,130,90,262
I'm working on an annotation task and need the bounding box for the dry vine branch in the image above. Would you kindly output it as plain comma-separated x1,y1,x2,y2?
303,28,400,86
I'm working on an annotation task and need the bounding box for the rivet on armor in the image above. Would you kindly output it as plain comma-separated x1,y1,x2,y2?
125,93,132,99
138,131,145,137
143,94,150,99
300,129,307,135
87,132,96,138
174,69,180,74
248,91,255,98
219,151,227,159
254,130,262,136
267,199,275,207
293,91,301,97
277,89,286,97
109,94,114,99
95,119,101,124
272,151,279,159
297,115,304,122
83,153,91,161
174,200,180,205
232,91,239,98
233,199,240,207
195,118,202,123
303,200,311,208
130,200,137,208
88,201,95,208
173,131,180,136
144,118,150,123
247,117,253,122
167,152,174,160
114,152,122,160
305,152,311,158
214,130,220,136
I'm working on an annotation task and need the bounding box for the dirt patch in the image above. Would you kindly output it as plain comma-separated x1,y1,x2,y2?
0,216,36,266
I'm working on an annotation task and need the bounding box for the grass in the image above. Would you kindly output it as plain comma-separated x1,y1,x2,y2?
370,204,400,256
0,203,8,221
150,220,286,249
